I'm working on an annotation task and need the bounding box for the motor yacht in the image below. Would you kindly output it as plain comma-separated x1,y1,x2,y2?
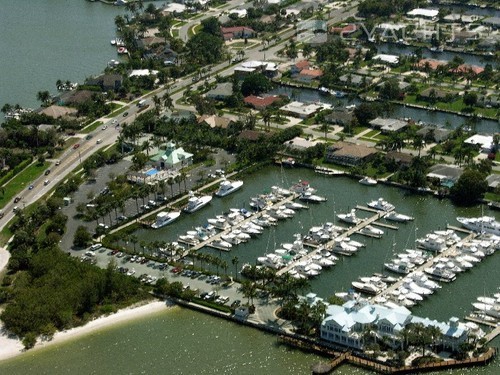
359,176,377,186
424,264,456,282
359,225,384,237
299,191,327,203
184,191,212,213
385,211,414,222
367,197,395,212
215,178,243,197
151,211,181,229
337,209,360,225
457,216,500,235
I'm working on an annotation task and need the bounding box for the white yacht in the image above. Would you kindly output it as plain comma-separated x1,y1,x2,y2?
299,191,327,203
351,281,382,295
457,216,500,235
384,260,413,275
424,264,456,282
207,215,230,230
215,178,243,197
184,191,212,213
151,211,181,229
359,225,384,237
330,239,358,254
385,211,414,222
271,185,292,197
359,176,377,186
337,209,360,225
210,239,233,250
367,197,395,212
416,233,446,252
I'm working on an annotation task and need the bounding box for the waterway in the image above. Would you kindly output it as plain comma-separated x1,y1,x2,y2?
0,0,123,114
1,166,500,374
269,86,499,134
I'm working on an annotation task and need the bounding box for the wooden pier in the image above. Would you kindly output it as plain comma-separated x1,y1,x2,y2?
370,232,478,302
484,325,500,343
276,210,389,276
446,224,472,234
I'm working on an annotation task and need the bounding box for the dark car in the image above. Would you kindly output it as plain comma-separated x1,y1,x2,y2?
14,196,22,203
123,112,129,117
230,300,241,308
44,169,51,176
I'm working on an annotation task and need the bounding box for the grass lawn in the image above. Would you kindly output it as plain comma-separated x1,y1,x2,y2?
82,121,103,134
109,106,128,117
485,192,500,202
0,161,50,210
365,129,381,138
0,224,13,246
187,24,202,38
172,29,179,38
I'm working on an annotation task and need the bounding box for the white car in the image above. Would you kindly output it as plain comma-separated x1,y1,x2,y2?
102,125,108,130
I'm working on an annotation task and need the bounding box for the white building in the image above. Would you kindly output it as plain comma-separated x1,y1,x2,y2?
129,69,159,78
280,101,331,118
464,134,494,153
407,8,439,20
320,300,477,351
373,54,400,65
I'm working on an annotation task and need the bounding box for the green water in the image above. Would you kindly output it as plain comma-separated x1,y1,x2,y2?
0,307,498,374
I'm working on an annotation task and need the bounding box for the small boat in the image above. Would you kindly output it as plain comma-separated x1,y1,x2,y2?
215,178,243,197
385,260,413,275
359,176,377,186
385,211,414,222
367,197,395,212
210,239,232,250
151,211,181,229
117,46,128,54
184,191,212,213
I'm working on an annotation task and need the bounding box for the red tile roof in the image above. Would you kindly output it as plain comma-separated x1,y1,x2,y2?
244,95,282,108
299,69,323,78
294,60,310,70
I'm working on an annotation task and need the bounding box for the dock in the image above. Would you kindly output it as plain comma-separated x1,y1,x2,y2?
484,325,500,343
446,224,472,234
276,210,389,276
370,232,478,302
179,193,300,257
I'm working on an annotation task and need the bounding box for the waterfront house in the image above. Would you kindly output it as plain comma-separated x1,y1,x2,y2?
86,74,123,92
418,88,450,102
331,24,357,37
280,101,328,119
416,126,452,143
372,54,399,66
406,8,439,21
290,60,310,75
151,141,193,170
325,142,377,166
324,109,354,126
205,82,233,101
427,164,463,187
464,134,494,153
297,69,323,83
338,74,372,87
162,3,187,16
369,118,408,134
284,137,319,151
58,90,94,106
482,16,500,30
244,95,283,110
234,61,278,78
38,105,77,119
385,151,414,167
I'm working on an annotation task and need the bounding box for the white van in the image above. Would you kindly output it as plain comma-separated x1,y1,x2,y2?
90,243,102,251
137,99,146,107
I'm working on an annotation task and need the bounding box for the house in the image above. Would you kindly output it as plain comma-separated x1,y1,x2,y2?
205,82,233,100
290,60,310,75
150,141,193,170
280,101,329,118
284,137,319,151
372,54,399,65
450,64,484,75
325,142,377,166
38,105,78,119
58,90,95,106
369,118,408,133
330,24,357,36
324,109,354,126
464,134,494,153
482,16,500,30
221,26,255,40
237,130,273,141
406,8,439,21
385,151,414,167
427,164,464,186
297,69,323,83
228,9,247,18
443,14,479,24
197,115,233,129
234,60,277,78
416,126,452,143
86,73,123,91
302,33,329,47
162,3,187,15
244,95,283,110
338,74,372,87
321,300,476,351
129,69,159,78
418,87,449,101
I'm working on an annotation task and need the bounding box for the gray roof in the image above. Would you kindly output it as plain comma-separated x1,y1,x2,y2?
369,117,407,132
482,17,500,27
427,164,464,181
205,82,233,99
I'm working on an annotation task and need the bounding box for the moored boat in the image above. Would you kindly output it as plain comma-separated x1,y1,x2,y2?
215,178,243,197
359,176,377,186
151,211,181,229
184,191,213,213
367,197,395,212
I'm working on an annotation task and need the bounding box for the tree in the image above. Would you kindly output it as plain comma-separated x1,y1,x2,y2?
186,32,224,66
132,152,148,171
241,73,273,97
379,79,401,101
231,256,239,278
73,226,92,248
450,169,488,206
463,91,478,108
238,280,257,306
36,91,51,106
201,17,221,37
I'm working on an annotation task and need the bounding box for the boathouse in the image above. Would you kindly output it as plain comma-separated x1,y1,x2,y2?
151,141,193,170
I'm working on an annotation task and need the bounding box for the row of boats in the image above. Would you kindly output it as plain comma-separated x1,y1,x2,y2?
151,178,244,229
471,293,500,321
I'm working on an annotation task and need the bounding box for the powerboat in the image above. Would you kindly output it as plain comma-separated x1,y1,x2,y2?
457,216,500,235
351,281,382,295
210,239,232,250
359,176,377,186
271,185,292,197
207,215,230,230
215,178,243,197
359,225,384,237
151,211,181,229
367,197,395,212
385,211,414,222
337,209,360,225
184,191,212,213
385,260,413,275
299,191,327,203
424,264,456,282
416,233,446,252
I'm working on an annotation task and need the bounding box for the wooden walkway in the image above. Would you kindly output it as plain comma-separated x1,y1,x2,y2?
484,325,500,343
370,232,478,302
276,210,389,276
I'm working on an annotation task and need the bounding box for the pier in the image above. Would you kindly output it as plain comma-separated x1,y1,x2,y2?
179,193,300,257
370,232,478,302
277,210,389,276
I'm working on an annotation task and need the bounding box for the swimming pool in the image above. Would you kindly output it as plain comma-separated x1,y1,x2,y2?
146,168,158,176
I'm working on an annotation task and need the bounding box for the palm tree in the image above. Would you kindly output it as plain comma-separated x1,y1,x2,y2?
231,256,239,278
142,140,152,157
262,109,271,131
36,91,51,106
238,280,257,306
152,94,161,115
180,170,188,192
162,92,174,111
129,235,138,253
167,177,175,197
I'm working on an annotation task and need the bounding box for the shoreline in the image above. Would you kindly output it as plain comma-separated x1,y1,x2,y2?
0,300,173,363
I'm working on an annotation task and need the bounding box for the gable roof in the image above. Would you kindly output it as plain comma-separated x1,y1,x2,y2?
244,95,282,108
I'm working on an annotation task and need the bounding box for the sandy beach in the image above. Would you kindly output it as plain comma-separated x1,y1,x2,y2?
0,300,172,362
